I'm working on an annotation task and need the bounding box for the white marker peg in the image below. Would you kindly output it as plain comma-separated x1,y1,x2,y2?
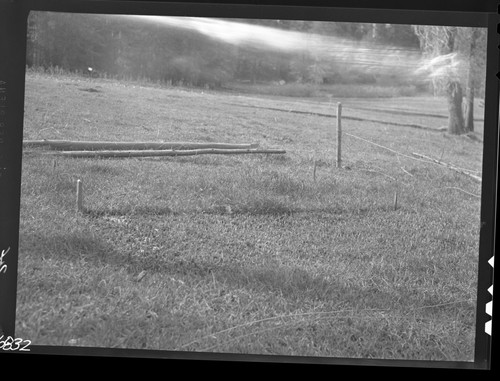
76,179,83,212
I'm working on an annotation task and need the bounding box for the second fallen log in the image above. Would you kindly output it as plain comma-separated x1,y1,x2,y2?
55,148,286,158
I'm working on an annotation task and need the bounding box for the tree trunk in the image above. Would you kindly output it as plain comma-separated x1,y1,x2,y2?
446,80,465,135
464,85,474,132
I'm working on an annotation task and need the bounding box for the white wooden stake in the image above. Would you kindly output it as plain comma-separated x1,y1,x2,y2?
76,179,83,212
336,102,342,168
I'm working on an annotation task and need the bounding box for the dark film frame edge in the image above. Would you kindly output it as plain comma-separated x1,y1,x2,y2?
473,11,499,369
0,0,29,339
0,0,497,371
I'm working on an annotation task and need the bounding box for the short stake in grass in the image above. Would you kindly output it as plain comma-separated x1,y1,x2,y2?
336,102,342,169
76,179,83,213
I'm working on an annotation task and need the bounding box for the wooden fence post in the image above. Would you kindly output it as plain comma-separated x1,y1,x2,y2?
336,102,342,168
76,179,83,213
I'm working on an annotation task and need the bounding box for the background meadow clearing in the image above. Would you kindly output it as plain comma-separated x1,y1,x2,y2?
15,71,484,360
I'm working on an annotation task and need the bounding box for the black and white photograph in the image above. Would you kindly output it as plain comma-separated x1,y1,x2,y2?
8,4,494,364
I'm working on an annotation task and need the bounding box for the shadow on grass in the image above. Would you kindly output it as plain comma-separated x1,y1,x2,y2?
19,231,125,267
82,200,296,217
83,205,176,217
81,202,403,218
144,256,396,309
233,265,394,309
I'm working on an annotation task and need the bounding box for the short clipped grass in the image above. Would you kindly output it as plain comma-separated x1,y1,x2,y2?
16,72,484,360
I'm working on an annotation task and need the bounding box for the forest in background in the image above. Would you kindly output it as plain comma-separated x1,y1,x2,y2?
26,13,428,88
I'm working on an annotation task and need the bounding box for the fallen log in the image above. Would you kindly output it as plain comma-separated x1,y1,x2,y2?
23,139,260,151
412,152,482,182
54,148,286,158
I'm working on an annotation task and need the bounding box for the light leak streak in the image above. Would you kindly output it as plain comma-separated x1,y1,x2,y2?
118,14,465,80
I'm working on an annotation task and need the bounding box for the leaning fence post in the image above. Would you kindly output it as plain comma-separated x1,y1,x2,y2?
76,179,83,213
336,102,342,168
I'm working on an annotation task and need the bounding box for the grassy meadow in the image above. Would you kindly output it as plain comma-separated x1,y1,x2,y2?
15,71,484,361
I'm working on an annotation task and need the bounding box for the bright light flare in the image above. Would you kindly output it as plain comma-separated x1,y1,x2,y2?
119,14,461,82
413,52,464,79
